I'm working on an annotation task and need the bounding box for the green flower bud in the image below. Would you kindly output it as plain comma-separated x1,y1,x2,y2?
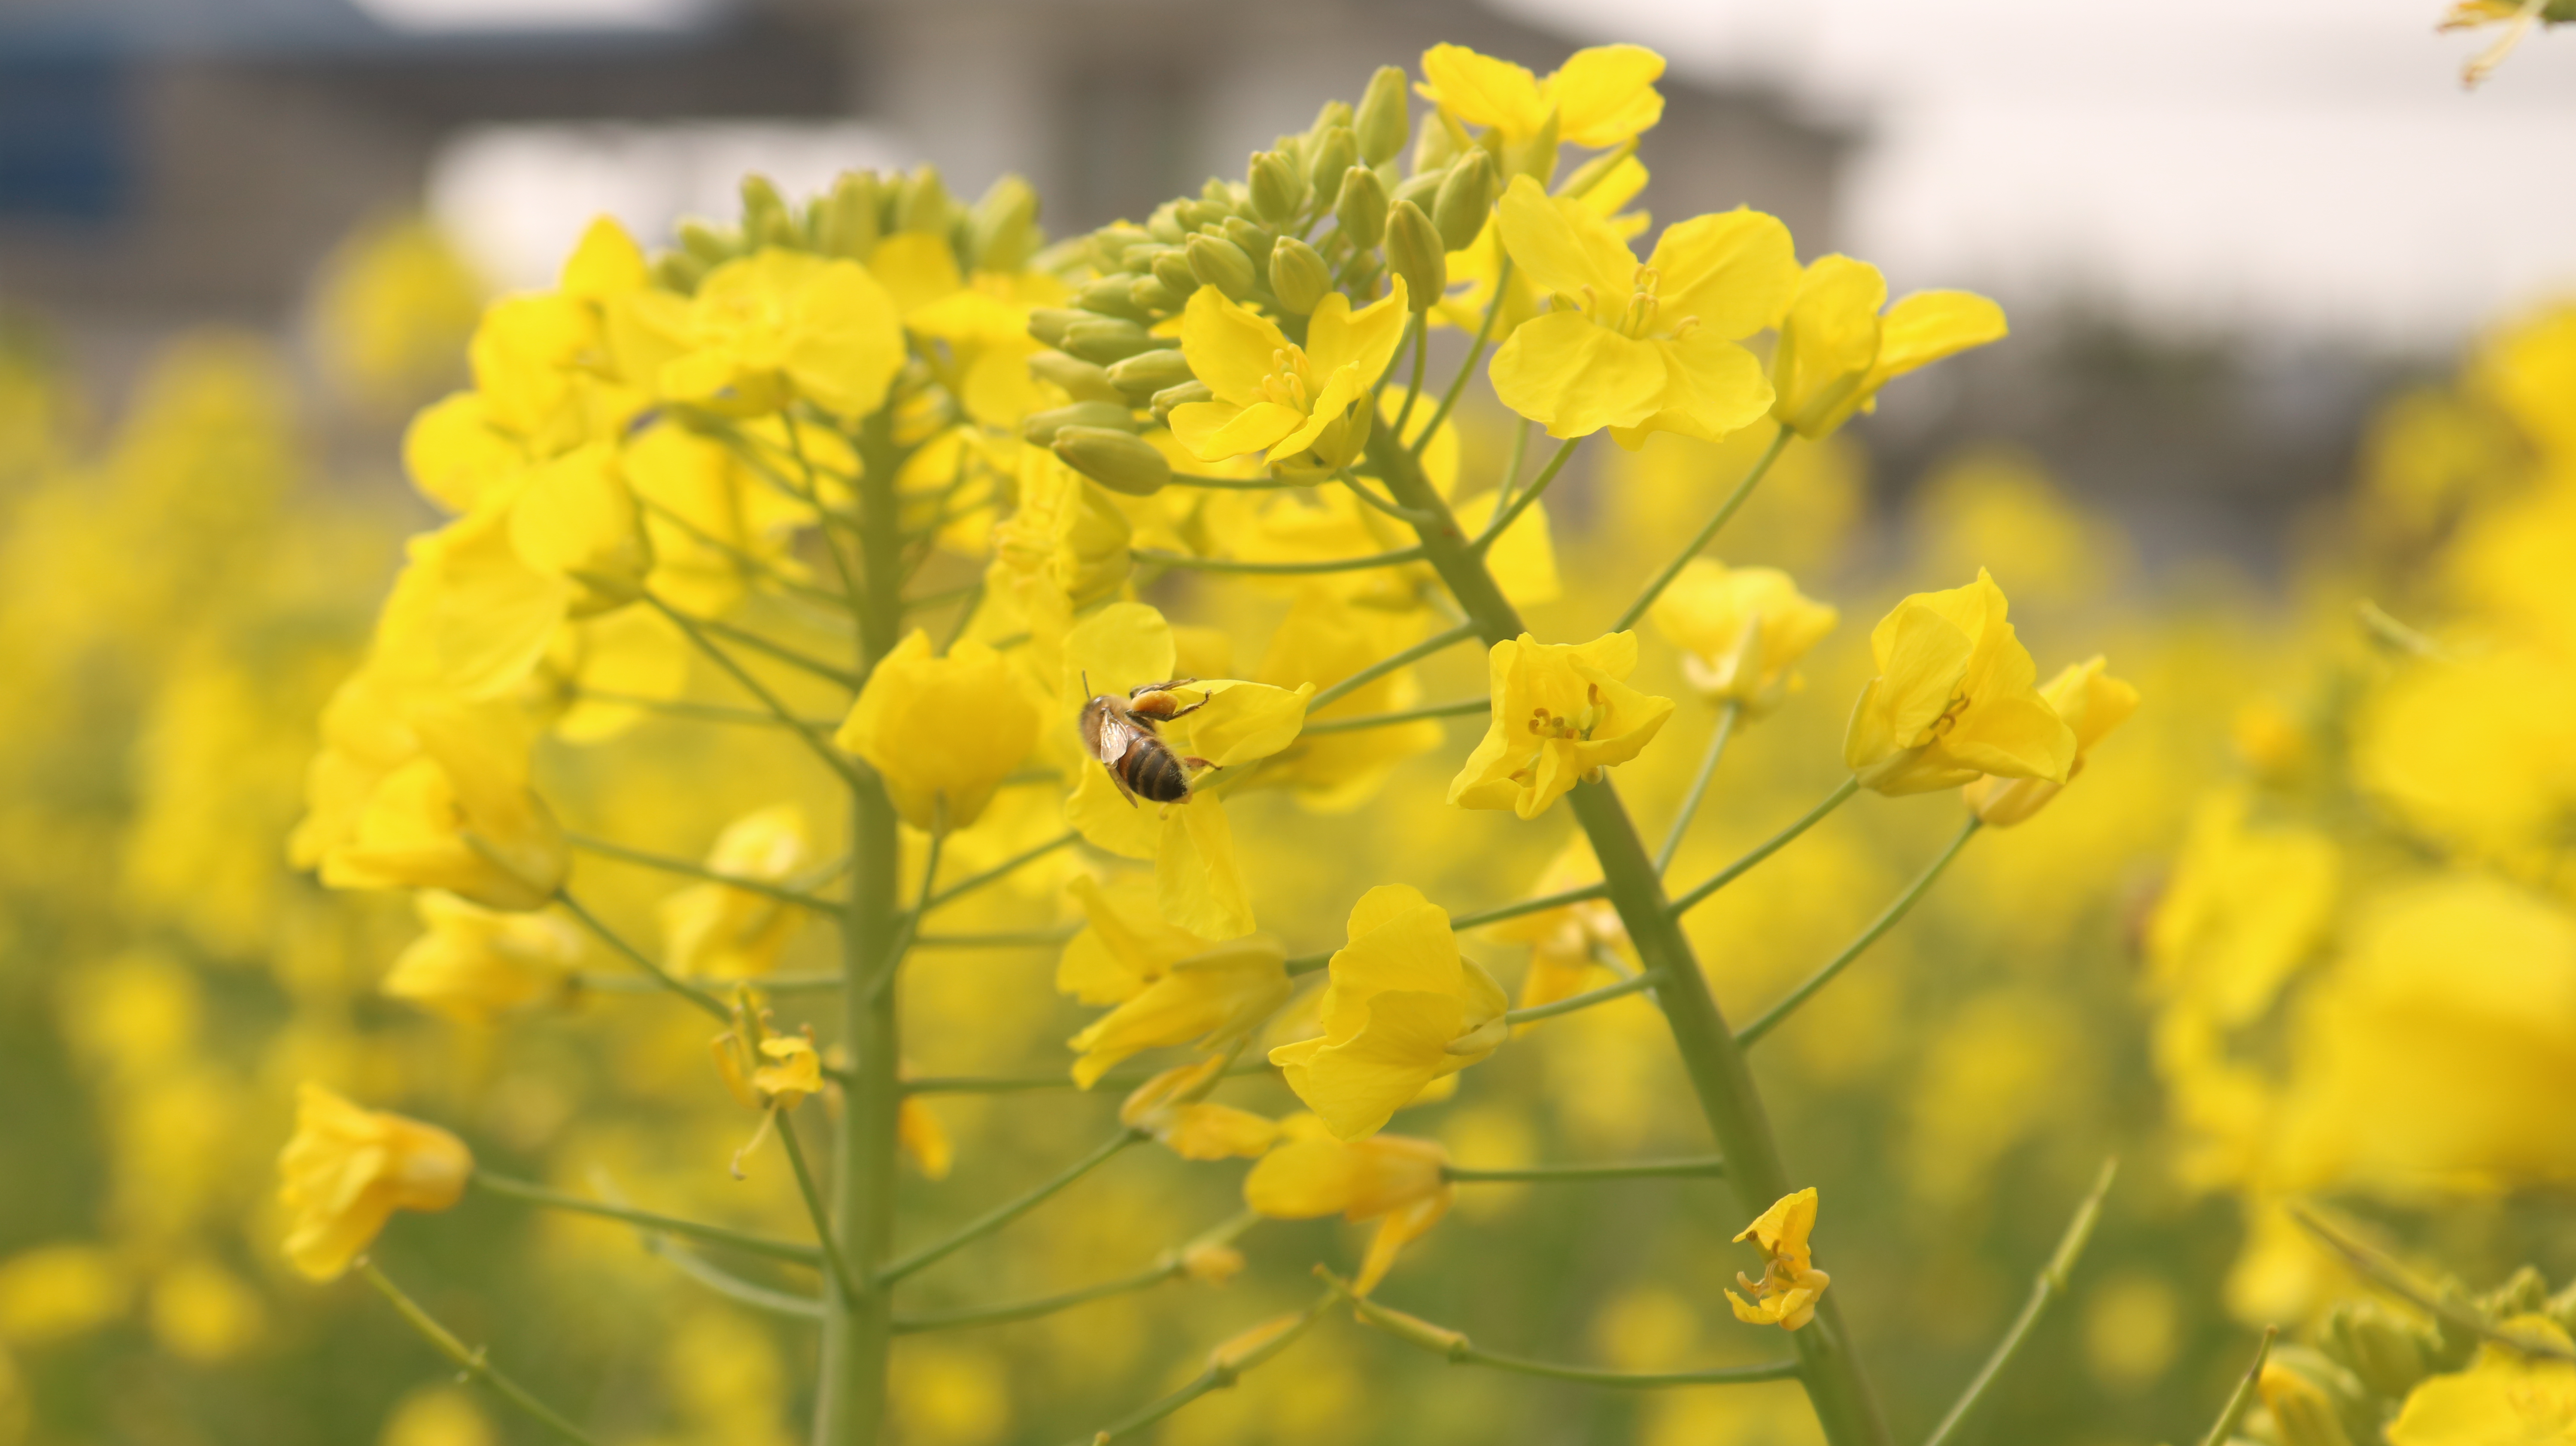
1075,276,1151,322
1105,349,1197,398
1390,166,1445,216
1354,66,1409,167
1311,98,1354,135
1501,108,1561,186
2320,1301,2430,1402
1060,317,1164,365
1221,216,1276,270
1177,197,1233,232
896,166,954,235
1027,308,1084,348
967,174,1042,272
1307,125,1358,190
652,251,707,295
678,220,739,265
1383,200,1445,313
811,171,883,259
1029,352,1124,405
1145,204,1188,244
1249,151,1307,225
2260,1364,2354,1446
1144,248,1194,297
1268,237,1333,316
1021,401,1139,447
1128,275,1185,315
1412,110,1462,174
1434,150,1500,252
1151,380,1213,425
2480,1265,2551,1319
740,174,802,248
1122,240,1176,273
2551,1280,2576,1339
1186,234,1258,301
1052,426,1172,496
1335,167,1389,249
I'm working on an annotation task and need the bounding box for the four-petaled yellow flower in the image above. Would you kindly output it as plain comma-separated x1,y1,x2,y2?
1270,884,1509,1140
836,629,1041,832
1725,1187,1831,1331
1450,631,1675,819
1964,656,2140,827
1417,43,1667,156
277,1083,473,1281
1488,176,1795,448
1771,255,2007,440
1844,569,2076,796
1059,874,1293,1087
659,804,811,978
1170,281,1410,474
380,891,581,1024
659,249,906,418
1649,559,1839,714
1243,1115,1452,1295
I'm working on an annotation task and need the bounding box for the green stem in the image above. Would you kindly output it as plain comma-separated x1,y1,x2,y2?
690,610,864,690
1365,422,1892,1446
1131,545,1428,576
2287,1204,2576,1361
635,493,844,608
359,1261,601,1446
556,889,730,1022
1657,702,1741,874
1472,438,1578,550
1504,970,1662,1025
565,832,842,914
777,1110,864,1305
474,1173,820,1265
1389,311,1430,439
1920,1159,2118,1446
570,690,841,732
912,929,1079,949
1304,620,1479,714
1735,817,1979,1048
645,1236,826,1319
878,1131,1142,1285
1668,777,1859,916
1337,469,1440,524
648,594,870,792
893,1262,1180,1334
1334,1282,1795,1388
1443,1155,1725,1184
936,577,987,653
1448,882,1610,933
1066,1293,1333,1446
1413,256,1512,452
1609,426,1792,633
922,831,1080,910
1299,697,1488,735
2196,1328,2277,1446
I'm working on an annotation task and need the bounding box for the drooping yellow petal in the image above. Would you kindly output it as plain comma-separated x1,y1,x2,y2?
1494,176,1634,301
1545,44,1668,148
1179,286,1295,408
1644,208,1798,342
1158,796,1255,939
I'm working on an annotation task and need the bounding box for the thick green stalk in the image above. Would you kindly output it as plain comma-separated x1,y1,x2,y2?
1365,427,1892,1446
814,409,906,1446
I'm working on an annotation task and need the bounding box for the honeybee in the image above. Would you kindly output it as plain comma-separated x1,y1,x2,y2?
1080,674,1215,807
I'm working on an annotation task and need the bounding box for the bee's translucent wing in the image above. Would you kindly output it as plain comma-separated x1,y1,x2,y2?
1093,710,1139,765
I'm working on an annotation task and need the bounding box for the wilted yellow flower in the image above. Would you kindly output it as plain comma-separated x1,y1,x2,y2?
1245,1115,1453,1294
1169,281,1410,473
2439,0,2576,87
381,890,581,1024
1180,1241,1247,1285
1481,834,1629,1014
1061,882,1290,1086
277,1084,472,1280
659,803,810,978
1771,255,2006,440
1119,1058,1282,1160
1488,177,1793,448
2389,1321,2576,1443
1270,885,1508,1140
1449,631,1674,819
659,249,905,418
836,630,1039,832
1843,569,2074,796
1416,43,1666,155
1963,656,2139,827
1725,1188,1830,1331
1648,559,1838,713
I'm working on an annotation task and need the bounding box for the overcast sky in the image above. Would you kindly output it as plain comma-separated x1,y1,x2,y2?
1504,0,2576,350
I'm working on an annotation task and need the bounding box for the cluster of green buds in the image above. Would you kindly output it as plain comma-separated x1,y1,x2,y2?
648,166,1045,295
2244,1264,2576,1446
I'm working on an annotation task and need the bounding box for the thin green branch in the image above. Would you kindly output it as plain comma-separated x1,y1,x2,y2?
1472,437,1578,552
1921,1159,2119,1446
1656,702,1741,875
1504,970,1662,1026
776,1109,865,1306
1304,620,1480,714
938,577,988,653
924,831,1081,910
569,690,840,731
1331,1276,1797,1388
1443,1155,1724,1184
1610,426,1792,633
2196,1328,2277,1446
913,929,1080,950
904,579,983,613
1300,696,1488,735
1451,882,1612,933
1413,257,1513,452
556,888,731,1022
1337,468,1440,524
2287,1204,2576,1361
1065,1292,1334,1446
1735,816,1981,1048
783,413,869,604
1495,416,1532,509
893,1261,1179,1335
1131,545,1428,576
690,611,864,690
878,1131,1142,1285
1388,312,1430,439
644,1236,826,1320
359,1261,601,1446
1668,777,1860,917
635,493,842,607
565,832,842,914
900,1061,1272,1095
474,1173,821,1265
648,594,870,792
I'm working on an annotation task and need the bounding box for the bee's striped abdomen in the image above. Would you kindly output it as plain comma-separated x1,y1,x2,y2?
1128,742,1192,803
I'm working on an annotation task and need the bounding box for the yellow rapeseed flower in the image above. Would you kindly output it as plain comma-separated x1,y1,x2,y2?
380,891,581,1024
659,804,810,979
1416,43,1667,155
1964,656,2139,827
1842,569,2075,796
836,630,1041,832
277,1084,472,1280
1771,255,2006,440
1060,875,1291,1086
1169,281,1411,473
1255,589,1451,811
1480,834,1630,1015
1269,884,1509,1140
1648,559,1838,714
2389,1320,2576,1443
1119,1058,1283,1160
1725,1188,1831,1331
1244,1115,1452,1295
659,249,905,418
1449,631,1674,819
1487,176,1795,448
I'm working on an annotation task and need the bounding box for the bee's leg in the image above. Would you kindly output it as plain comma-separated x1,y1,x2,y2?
1182,758,1218,771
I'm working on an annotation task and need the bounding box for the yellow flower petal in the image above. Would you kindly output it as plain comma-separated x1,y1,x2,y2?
1489,311,1666,439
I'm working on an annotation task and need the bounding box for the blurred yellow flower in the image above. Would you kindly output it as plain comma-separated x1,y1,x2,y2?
1119,1058,1283,1160
2389,1322,2576,1443
1963,656,2139,827
1270,884,1508,1140
146,1259,264,1364
1169,281,1410,473
1243,1115,1453,1294
277,1084,472,1280
1066,927,1291,1089
1255,589,1450,811
1725,1188,1830,1331
309,214,483,411
1449,631,1674,819
899,1095,954,1181
661,249,905,418
380,890,581,1024
0,1245,128,1346
1481,833,1628,1015
836,630,1040,832
1648,559,1838,713
1771,255,2006,440
659,803,810,979
1488,176,1792,448
1416,43,1666,153
1843,568,2074,796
